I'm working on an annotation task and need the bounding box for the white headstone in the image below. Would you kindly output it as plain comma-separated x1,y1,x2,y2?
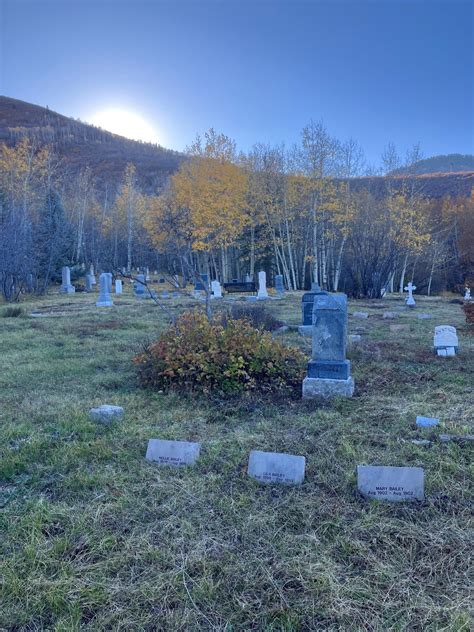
464,287,471,301
404,282,416,307
96,273,114,307
211,280,222,298
433,325,458,355
145,439,201,467
257,271,268,299
357,465,424,501
115,279,123,295
247,450,305,485
85,274,94,292
89,264,96,285
59,266,75,294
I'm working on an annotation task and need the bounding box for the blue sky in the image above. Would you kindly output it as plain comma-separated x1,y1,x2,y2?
1,0,472,164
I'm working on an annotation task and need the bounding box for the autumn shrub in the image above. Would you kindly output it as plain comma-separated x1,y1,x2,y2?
225,303,284,332
133,310,305,395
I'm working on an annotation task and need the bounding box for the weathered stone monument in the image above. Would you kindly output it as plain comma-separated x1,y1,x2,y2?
59,266,75,294
85,274,94,292
257,271,268,299
247,450,305,485
96,273,114,307
464,286,471,301
211,280,222,298
115,279,123,295
433,325,458,356
275,274,284,297
357,465,424,501
404,281,416,307
302,293,354,398
89,264,96,285
134,274,147,298
298,282,328,336
89,404,123,424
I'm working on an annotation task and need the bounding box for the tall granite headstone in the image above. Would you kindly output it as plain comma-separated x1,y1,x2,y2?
257,271,268,299
59,266,75,294
298,282,328,336
134,274,147,298
302,293,354,398
96,273,114,307
275,274,284,297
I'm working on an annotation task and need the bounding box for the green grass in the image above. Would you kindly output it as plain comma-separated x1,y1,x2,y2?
1,288,472,630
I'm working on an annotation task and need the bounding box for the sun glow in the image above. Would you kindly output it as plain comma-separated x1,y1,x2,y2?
88,108,160,144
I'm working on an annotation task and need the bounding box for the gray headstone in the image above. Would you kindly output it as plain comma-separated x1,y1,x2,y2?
90,404,123,424
59,266,75,294
247,450,305,485
134,274,147,297
301,285,328,326
433,326,458,354
357,465,424,501
85,274,94,292
96,273,114,307
89,264,97,285
303,293,354,398
211,280,222,298
416,416,439,427
115,279,123,294
275,274,284,296
146,439,201,467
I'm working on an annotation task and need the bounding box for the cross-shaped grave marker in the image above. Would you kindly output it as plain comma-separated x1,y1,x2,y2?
404,281,416,307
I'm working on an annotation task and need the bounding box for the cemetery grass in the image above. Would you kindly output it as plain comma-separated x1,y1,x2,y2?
0,290,472,631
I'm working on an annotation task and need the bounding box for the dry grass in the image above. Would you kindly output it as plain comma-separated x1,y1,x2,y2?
0,288,472,630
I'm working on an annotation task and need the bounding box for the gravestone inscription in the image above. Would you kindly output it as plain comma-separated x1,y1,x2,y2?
146,439,201,467
248,450,305,485
357,465,424,501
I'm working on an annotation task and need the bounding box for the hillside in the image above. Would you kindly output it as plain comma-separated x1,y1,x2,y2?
392,153,474,175
0,95,184,193
1,96,473,199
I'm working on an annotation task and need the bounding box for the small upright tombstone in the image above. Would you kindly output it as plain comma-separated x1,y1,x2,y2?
404,281,416,307
145,267,151,281
464,287,471,301
59,266,75,294
257,270,268,299
211,280,222,298
275,274,285,297
89,264,96,285
96,273,114,307
357,465,424,502
433,325,458,356
245,273,252,283
115,279,123,295
303,293,354,398
134,274,147,298
85,274,94,292
299,282,328,336
248,450,305,485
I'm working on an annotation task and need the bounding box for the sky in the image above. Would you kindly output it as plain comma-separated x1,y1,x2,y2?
0,0,472,165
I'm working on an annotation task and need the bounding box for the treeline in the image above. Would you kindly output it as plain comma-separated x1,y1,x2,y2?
0,124,473,301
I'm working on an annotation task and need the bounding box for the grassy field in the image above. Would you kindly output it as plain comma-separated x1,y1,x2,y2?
1,287,472,631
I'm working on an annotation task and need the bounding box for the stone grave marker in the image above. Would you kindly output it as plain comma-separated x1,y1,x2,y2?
303,293,354,398
404,281,416,307
134,274,147,298
416,415,439,428
96,273,114,307
146,439,201,467
59,266,75,294
248,450,305,485
357,465,424,501
433,325,458,356
257,271,268,299
85,274,94,292
90,404,123,424
464,287,471,301
299,282,328,336
89,264,97,285
211,280,222,298
115,279,123,295
275,274,284,297
353,312,369,319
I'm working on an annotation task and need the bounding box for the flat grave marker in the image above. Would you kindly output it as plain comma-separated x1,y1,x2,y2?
248,450,305,485
416,415,439,428
146,439,201,467
357,465,424,501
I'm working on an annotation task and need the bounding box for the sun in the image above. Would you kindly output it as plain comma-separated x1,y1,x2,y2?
88,108,160,144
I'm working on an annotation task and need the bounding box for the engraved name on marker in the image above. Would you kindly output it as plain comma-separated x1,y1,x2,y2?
146,439,201,467
357,465,424,501
248,450,305,485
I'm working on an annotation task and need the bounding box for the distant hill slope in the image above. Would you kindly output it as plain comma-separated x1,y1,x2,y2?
0,95,184,193
1,96,473,199
392,153,474,175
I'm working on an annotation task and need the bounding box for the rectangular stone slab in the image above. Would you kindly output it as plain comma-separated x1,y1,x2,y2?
307,359,351,380
416,416,439,427
357,465,424,501
146,439,201,467
248,450,305,485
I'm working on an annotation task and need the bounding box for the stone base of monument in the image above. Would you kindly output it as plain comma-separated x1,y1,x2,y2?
96,299,114,307
302,376,355,399
298,325,312,336
59,285,75,294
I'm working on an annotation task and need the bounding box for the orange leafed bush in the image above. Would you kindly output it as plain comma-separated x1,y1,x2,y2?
133,311,305,395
